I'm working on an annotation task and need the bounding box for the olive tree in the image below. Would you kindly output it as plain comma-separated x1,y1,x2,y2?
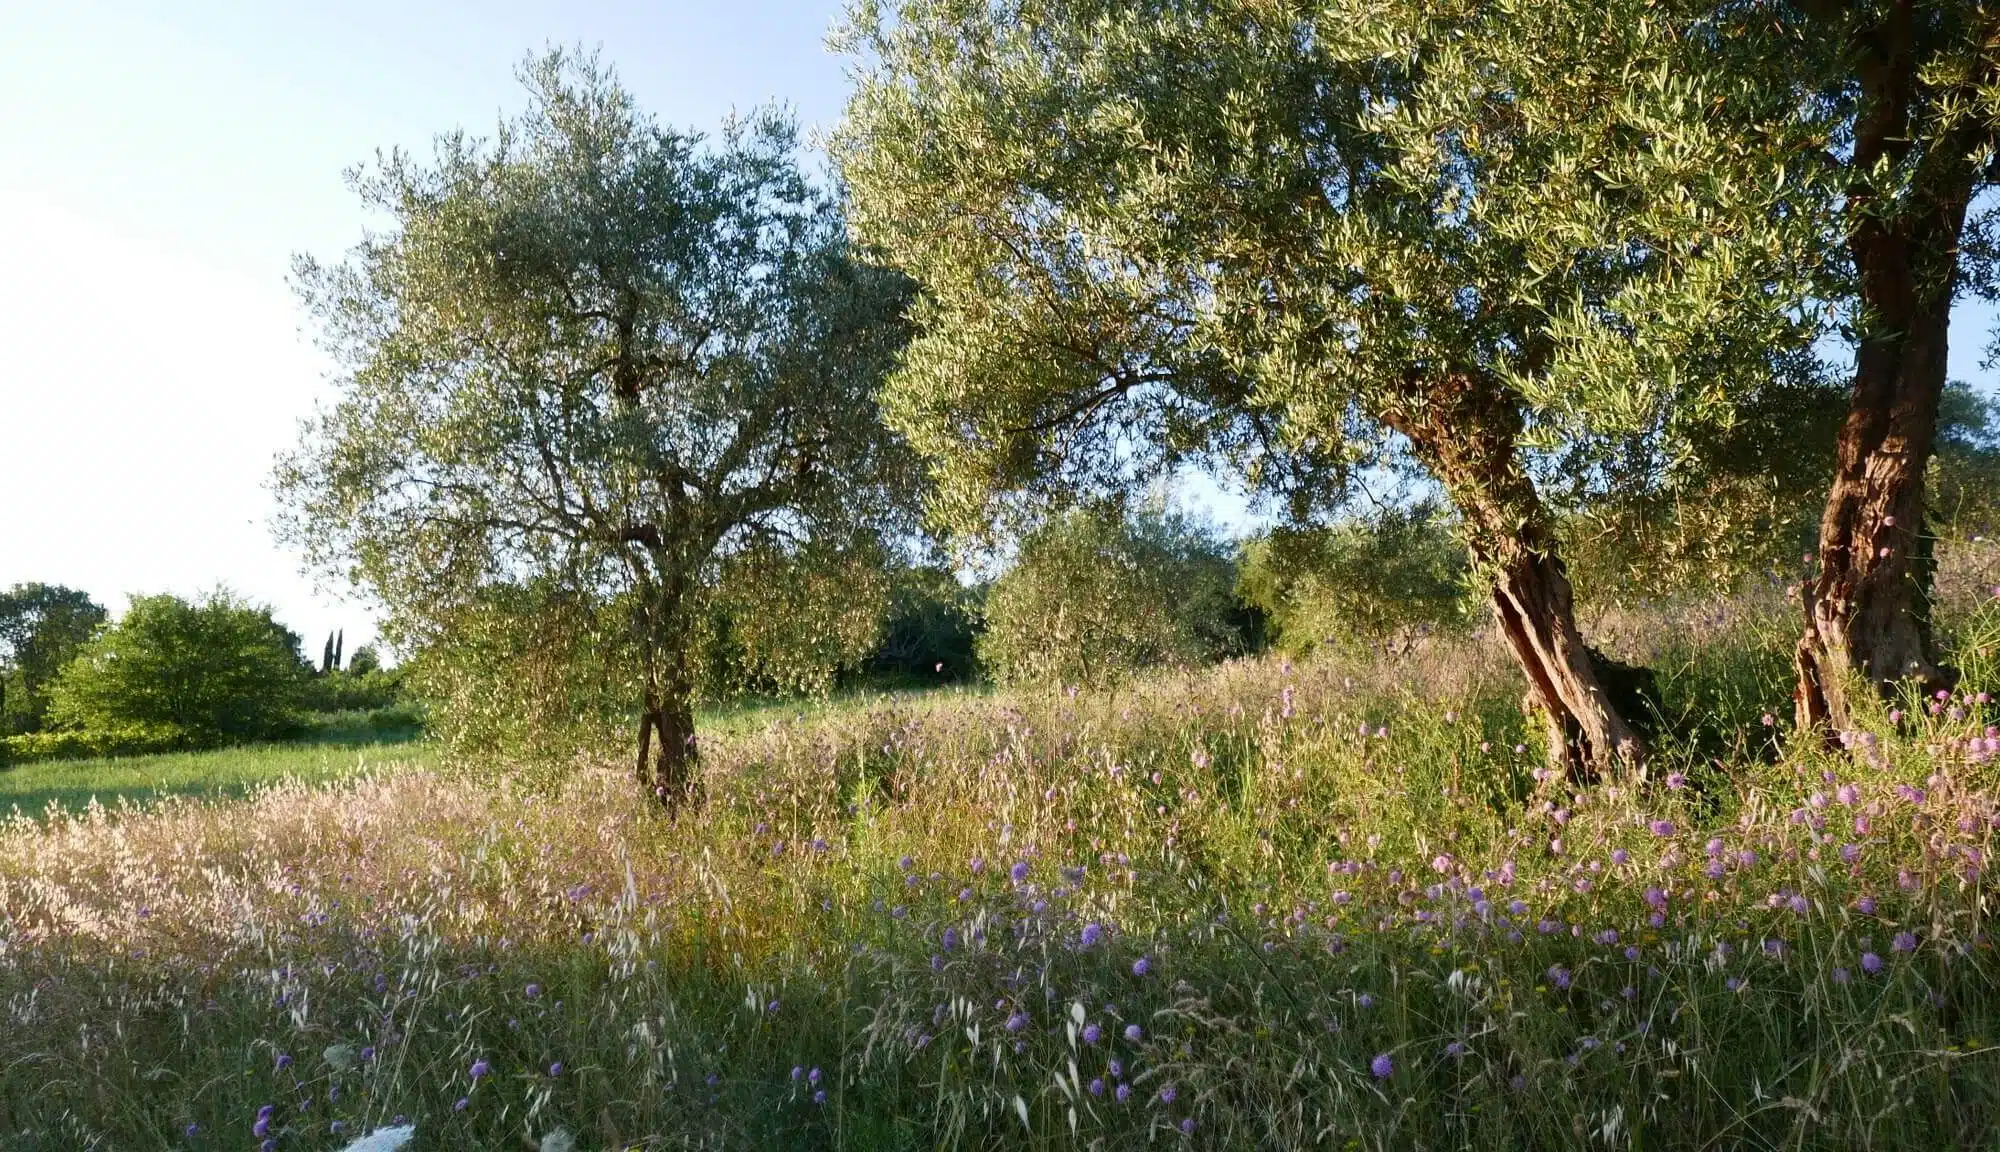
837,0,1823,776
1781,4,2000,734
278,52,918,803
979,506,1249,687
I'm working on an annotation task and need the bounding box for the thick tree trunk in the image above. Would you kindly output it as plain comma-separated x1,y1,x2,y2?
635,662,700,809
1488,540,1652,779
1795,302,1955,734
652,687,699,805
1388,374,1652,781
634,706,656,789
1794,12,1986,737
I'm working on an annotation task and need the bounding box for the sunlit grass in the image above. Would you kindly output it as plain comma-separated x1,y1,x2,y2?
0,597,1996,1148
0,732,436,817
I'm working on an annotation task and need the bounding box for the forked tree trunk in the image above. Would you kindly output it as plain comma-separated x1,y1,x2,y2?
1388,374,1652,781
1794,12,1987,737
1487,537,1651,778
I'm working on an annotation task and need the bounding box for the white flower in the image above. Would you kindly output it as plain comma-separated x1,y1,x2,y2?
337,1126,416,1152
540,1129,579,1152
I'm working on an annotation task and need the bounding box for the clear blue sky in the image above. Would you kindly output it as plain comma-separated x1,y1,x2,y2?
1,1,1992,655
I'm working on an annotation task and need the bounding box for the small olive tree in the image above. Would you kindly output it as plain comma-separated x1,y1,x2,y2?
1238,503,1470,657
277,52,919,803
980,508,1248,687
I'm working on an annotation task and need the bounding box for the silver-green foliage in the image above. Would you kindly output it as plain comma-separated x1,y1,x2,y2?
1238,502,1470,656
834,0,1823,534
979,507,1247,686
276,51,919,784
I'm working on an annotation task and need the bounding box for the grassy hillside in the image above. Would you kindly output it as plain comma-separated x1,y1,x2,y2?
0,588,1996,1148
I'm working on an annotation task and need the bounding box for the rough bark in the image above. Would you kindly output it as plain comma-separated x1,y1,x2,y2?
634,706,656,790
1388,374,1652,781
633,649,701,808
1794,303,1956,734
1794,7,1991,736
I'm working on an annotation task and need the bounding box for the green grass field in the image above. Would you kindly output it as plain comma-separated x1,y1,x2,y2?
0,731,438,818
0,683,978,819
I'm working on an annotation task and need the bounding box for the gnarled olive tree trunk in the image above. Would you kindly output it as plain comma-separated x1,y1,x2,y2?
1390,374,1653,781
1794,15,1989,737
628,552,703,809
1794,292,1956,735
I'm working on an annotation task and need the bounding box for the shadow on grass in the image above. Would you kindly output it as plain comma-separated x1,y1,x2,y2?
0,729,434,818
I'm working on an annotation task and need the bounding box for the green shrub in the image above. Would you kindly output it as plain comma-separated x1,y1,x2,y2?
45,590,309,748
1238,502,1471,655
0,722,191,764
979,507,1253,687
860,564,982,684
300,665,408,713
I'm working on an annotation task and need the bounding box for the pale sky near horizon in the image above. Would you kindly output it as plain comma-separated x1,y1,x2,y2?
0,0,873,654
2,2,1996,657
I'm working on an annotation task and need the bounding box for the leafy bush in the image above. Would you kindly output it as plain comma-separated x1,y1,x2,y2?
0,722,190,765
1238,502,1470,656
979,507,1253,687
300,702,427,740
300,665,408,714
45,591,309,749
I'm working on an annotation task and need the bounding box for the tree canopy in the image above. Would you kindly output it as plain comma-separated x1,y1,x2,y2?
277,51,922,801
0,582,106,734
47,590,308,748
835,0,1828,774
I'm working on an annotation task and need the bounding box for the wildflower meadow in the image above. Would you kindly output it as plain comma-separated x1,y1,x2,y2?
3,581,1997,1150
